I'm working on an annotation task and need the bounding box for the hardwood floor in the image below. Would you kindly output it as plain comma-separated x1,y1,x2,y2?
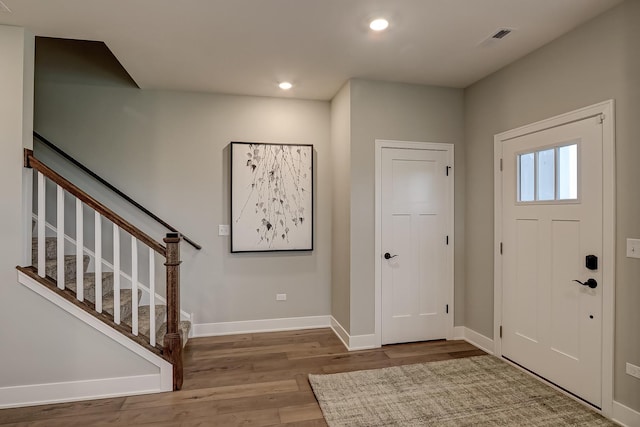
0,329,485,426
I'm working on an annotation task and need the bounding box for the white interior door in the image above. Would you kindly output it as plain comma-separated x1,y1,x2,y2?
501,116,603,407
381,147,452,345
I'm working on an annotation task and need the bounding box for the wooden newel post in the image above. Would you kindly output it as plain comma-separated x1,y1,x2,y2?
163,232,183,390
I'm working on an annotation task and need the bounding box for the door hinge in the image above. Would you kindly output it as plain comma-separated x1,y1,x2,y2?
500,242,503,254
598,114,605,124
446,235,449,245
446,304,449,314
500,325,503,338
500,158,503,171
446,166,452,176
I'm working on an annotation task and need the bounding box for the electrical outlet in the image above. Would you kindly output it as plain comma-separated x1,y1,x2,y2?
276,293,287,301
218,224,230,236
626,362,640,379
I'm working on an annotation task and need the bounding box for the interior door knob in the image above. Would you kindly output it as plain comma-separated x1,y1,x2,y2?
574,278,597,289
384,252,398,260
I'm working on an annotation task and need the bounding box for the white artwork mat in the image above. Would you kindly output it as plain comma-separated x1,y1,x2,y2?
231,142,313,252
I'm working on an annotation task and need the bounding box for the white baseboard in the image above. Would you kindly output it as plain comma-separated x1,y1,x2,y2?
0,374,163,409
612,401,640,427
453,326,494,355
191,315,332,337
330,316,350,348
330,317,377,351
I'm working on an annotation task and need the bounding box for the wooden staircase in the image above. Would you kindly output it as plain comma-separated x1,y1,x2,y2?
19,148,193,391
29,237,191,347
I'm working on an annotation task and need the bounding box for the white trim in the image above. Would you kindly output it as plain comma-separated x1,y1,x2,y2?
330,317,378,351
330,316,350,349
0,374,163,409
349,334,377,351
452,326,495,355
375,139,455,347
32,214,192,322
191,315,331,337
493,100,615,416
17,269,173,393
612,401,640,427
22,168,33,266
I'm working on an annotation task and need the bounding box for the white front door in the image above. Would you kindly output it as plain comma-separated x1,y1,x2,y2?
381,147,452,345
501,116,603,407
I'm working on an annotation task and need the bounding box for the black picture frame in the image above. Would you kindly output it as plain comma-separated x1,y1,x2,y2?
230,141,314,253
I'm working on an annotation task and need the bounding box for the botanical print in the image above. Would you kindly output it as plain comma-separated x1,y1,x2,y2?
231,142,313,252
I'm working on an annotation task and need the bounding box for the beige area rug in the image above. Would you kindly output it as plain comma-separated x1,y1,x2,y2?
309,355,615,426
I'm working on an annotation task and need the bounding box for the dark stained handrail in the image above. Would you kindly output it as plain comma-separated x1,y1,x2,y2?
33,131,202,250
25,150,166,256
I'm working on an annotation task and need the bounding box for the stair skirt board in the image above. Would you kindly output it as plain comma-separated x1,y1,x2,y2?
16,270,173,402
0,374,164,409
191,315,332,337
31,218,192,323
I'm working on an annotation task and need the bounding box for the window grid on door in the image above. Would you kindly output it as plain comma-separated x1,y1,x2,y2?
517,143,578,203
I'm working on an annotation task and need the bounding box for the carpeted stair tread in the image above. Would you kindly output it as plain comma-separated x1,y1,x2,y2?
31,237,57,262
65,272,114,303
37,255,90,282
102,288,142,321
122,304,167,338
157,320,191,348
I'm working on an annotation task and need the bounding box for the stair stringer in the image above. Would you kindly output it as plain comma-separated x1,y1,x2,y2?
9,269,172,408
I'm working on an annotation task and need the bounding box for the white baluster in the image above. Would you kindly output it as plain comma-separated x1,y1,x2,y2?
76,199,84,302
149,247,155,346
95,212,102,313
56,185,64,290
37,172,45,278
113,225,121,324
131,238,138,335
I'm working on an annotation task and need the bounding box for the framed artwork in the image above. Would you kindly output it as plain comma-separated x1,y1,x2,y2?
230,142,313,252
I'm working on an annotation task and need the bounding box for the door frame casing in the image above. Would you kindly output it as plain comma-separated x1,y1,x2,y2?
375,139,455,347
493,100,615,416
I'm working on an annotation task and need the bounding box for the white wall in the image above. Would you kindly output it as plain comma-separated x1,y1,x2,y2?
0,25,158,395
34,48,333,327
349,79,465,335
330,82,351,330
464,1,639,412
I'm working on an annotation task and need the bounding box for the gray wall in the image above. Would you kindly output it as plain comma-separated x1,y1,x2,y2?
0,25,157,391
34,49,333,326
349,79,465,335
464,1,639,411
330,82,351,330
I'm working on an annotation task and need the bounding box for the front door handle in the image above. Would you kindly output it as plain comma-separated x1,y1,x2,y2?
384,252,398,260
574,278,598,289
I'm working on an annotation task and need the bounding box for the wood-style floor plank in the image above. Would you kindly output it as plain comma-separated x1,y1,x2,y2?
0,328,483,426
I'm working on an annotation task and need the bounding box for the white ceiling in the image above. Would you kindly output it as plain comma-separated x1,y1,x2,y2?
0,0,623,100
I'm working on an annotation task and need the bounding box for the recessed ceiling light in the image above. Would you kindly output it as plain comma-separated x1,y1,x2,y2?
279,82,293,90
369,18,389,32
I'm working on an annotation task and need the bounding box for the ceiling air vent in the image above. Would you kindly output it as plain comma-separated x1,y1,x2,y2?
0,1,11,13
492,29,512,39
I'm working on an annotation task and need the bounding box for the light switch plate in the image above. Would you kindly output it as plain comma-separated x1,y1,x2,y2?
276,293,287,301
626,238,640,258
626,362,640,380
218,224,230,236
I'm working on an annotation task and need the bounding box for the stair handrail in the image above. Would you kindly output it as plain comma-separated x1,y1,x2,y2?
25,149,184,389
33,131,202,250
25,150,166,256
